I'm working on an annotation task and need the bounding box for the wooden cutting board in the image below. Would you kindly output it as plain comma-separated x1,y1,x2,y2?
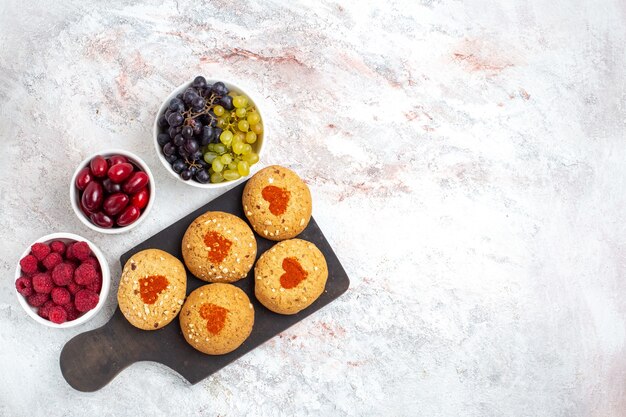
59,181,350,392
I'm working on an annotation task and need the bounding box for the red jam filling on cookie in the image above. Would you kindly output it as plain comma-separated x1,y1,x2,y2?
261,185,290,215
204,231,232,264
280,257,308,289
139,275,169,304
200,303,229,335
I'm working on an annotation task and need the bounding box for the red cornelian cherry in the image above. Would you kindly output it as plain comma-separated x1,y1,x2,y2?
117,205,140,227
90,155,108,178
107,162,134,183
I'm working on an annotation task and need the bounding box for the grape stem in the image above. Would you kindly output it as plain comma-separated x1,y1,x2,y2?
181,92,258,150
182,93,220,125
182,94,257,136
184,157,203,169
225,104,257,134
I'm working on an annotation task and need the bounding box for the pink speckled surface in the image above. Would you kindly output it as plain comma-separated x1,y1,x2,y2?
1,0,625,416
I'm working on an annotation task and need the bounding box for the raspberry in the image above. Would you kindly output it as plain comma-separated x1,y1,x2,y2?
49,306,68,324
52,263,74,286
74,263,97,285
65,243,76,260
38,300,55,319
72,241,91,261
50,240,66,255
15,277,33,297
82,257,100,271
67,282,82,295
19,254,39,275
30,242,51,261
85,273,102,293
42,252,63,271
32,272,54,294
74,289,99,312
27,292,49,307
63,302,81,321
51,287,71,305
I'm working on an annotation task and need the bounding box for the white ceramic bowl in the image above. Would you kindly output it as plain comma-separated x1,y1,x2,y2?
14,233,111,328
153,78,267,188
70,149,155,234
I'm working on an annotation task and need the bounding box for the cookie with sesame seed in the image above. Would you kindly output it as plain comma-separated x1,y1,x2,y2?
117,249,187,331
180,283,254,355
182,211,257,283
254,239,328,315
242,165,312,241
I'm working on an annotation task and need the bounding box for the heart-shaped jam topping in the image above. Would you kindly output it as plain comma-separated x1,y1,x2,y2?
280,257,308,289
204,231,232,264
139,275,169,304
262,185,290,215
200,303,229,335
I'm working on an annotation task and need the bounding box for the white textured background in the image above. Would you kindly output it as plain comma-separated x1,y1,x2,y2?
1,0,625,416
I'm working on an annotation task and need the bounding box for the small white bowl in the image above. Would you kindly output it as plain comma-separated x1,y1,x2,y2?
14,233,111,328
153,78,267,188
70,149,155,234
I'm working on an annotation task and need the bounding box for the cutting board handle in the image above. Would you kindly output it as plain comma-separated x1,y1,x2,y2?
60,311,142,392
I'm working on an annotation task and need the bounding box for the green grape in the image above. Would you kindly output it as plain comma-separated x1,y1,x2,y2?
232,141,245,154
235,107,247,118
243,152,259,165
251,123,263,134
213,105,225,116
228,161,237,171
241,143,253,155
207,143,216,152
214,143,227,154
233,95,247,108
234,131,245,143
220,154,232,165
238,120,249,132
210,172,224,183
247,112,261,125
237,160,250,176
217,118,227,128
245,131,257,144
203,152,218,164
212,158,224,173
219,130,233,145
223,169,241,181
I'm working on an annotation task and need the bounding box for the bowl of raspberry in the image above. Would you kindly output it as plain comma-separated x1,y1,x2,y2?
14,233,111,328
70,149,155,234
